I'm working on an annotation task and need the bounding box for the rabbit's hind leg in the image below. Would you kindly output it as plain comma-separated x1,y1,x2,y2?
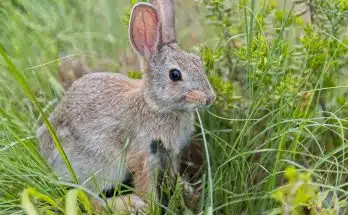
92,173,146,213
99,171,134,198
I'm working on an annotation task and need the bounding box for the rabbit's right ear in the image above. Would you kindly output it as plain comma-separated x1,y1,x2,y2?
129,3,160,60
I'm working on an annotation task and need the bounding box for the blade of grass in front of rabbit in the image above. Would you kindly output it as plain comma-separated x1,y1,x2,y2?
0,45,78,184
196,109,213,215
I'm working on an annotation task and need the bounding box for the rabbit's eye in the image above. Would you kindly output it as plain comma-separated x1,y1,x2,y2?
169,69,182,82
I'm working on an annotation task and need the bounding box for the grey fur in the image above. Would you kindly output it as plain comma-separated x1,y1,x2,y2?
150,0,176,44
37,0,215,208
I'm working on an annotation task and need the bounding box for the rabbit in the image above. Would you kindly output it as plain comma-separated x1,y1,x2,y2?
37,0,215,211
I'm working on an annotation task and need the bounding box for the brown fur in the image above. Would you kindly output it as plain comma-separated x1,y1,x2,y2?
37,0,215,212
126,151,152,197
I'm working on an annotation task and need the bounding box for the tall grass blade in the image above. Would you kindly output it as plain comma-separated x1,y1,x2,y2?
21,189,39,215
196,109,213,215
66,189,92,215
0,45,78,184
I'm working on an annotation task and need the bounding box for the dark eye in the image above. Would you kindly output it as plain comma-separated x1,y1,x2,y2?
169,69,182,82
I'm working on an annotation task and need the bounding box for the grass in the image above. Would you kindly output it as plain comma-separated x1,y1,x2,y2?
1,0,348,214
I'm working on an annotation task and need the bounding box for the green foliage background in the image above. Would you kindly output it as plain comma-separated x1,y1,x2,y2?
0,0,348,214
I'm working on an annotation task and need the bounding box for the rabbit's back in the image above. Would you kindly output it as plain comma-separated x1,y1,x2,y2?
38,72,142,189
56,72,142,148
59,72,142,124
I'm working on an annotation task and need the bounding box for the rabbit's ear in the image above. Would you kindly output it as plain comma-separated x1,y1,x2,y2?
129,3,160,60
149,0,176,44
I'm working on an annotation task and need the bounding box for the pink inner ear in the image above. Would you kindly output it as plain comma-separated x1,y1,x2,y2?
130,5,160,56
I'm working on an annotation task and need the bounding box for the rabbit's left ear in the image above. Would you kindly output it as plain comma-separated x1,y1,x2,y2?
129,3,161,60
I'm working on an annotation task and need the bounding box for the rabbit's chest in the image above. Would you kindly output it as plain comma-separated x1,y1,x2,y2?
133,112,194,154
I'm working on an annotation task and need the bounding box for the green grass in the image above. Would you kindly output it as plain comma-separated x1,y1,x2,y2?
1,0,348,214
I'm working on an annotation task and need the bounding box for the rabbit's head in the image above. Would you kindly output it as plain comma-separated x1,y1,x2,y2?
129,0,215,112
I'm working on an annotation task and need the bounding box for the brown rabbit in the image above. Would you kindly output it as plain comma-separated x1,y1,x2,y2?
37,0,215,211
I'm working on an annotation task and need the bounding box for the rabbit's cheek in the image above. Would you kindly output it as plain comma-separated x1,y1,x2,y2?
167,86,185,101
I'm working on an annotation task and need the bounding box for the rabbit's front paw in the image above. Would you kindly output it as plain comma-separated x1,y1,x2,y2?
111,194,147,213
92,194,147,214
